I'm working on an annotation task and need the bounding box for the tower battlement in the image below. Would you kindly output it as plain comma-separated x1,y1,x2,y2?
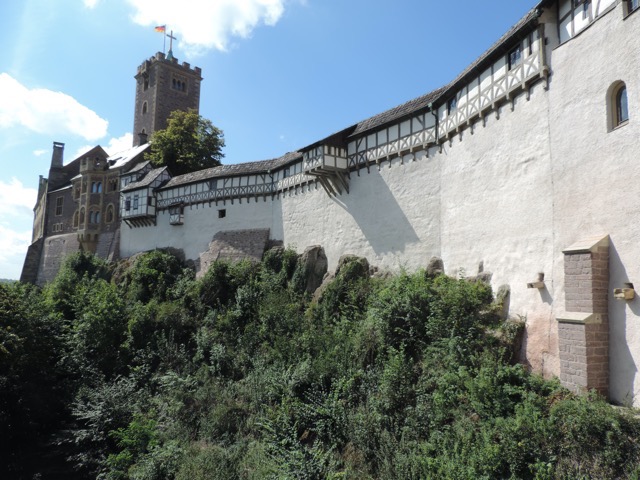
137,52,203,78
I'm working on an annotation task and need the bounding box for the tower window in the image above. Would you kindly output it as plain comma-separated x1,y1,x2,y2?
142,102,148,115
172,77,187,92
91,181,102,193
55,196,63,216
143,76,149,91
73,210,79,228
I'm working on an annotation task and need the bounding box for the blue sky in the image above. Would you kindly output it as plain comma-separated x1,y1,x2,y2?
0,0,537,280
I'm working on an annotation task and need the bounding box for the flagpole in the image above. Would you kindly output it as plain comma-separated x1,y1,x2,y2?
163,30,166,54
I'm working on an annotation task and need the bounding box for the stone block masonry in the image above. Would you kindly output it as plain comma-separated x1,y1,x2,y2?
198,229,271,278
558,236,609,397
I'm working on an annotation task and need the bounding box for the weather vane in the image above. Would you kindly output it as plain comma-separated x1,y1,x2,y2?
155,25,177,58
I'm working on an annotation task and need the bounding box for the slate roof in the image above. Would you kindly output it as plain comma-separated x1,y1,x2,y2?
123,160,151,175
121,166,168,192
349,87,448,138
161,151,303,189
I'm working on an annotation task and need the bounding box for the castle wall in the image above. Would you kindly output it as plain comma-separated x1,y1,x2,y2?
114,2,640,406
547,5,640,405
35,233,82,286
279,149,441,272
119,196,277,263
438,80,557,377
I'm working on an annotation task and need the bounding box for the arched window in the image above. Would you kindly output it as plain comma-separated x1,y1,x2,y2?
73,210,79,228
106,205,114,223
608,81,630,130
616,86,629,126
142,102,148,114
80,208,85,224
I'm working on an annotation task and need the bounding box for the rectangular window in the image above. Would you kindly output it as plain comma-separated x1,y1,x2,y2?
630,0,639,13
133,195,139,209
169,205,184,225
55,197,63,216
218,209,226,219
508,46,522,70
125,197,131,211
447,97,457,115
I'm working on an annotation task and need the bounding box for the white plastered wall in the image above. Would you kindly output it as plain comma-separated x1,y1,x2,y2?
548,4,640,405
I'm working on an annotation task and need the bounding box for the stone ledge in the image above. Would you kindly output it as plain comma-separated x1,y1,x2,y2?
562,234,609,254
557,311,603,324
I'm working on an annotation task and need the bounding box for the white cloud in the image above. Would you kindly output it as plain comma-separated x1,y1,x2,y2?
0,178,38,218
0,178,37,279
105,132,134,155
0,224,32,280
0,73,108,141
33,149,47,157
126,0,286,54
83,0,100,8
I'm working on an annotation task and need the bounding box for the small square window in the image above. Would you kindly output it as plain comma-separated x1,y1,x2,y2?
218,209,226,219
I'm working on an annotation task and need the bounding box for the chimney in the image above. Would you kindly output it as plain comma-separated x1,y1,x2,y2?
51,142,65,169
47,142,66,190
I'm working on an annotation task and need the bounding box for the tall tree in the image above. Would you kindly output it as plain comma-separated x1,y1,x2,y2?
147,109,225,176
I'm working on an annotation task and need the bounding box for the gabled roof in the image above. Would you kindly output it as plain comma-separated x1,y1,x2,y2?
121,166,169,192
161,151,303,189
123,160,151,175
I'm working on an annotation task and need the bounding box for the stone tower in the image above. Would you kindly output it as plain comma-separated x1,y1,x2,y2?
132,51,203,146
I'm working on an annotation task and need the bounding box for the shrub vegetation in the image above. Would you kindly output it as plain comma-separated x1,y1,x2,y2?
1,250,639,479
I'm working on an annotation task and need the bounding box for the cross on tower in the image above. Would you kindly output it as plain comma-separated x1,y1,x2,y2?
167,30,177,51
165,30,177,60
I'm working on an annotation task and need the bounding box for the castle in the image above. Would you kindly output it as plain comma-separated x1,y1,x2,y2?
22,0,640,407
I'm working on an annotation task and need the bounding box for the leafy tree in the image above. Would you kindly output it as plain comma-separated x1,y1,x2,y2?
147,109,224,176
